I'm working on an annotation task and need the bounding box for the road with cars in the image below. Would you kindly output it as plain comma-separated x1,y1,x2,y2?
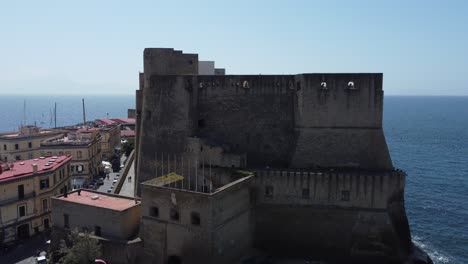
96,172,121,194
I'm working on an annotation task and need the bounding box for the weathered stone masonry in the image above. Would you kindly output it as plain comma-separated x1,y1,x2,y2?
135,48,415,263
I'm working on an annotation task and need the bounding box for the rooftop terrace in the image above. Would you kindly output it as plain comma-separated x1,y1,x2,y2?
54,190,140,211
0,155,72,183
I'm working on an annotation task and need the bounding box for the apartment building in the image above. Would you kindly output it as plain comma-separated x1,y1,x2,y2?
40,129,101,189
0,155,72,244
0,126,63,162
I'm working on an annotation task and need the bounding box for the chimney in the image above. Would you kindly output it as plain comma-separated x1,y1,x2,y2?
32,164,38,174
78,189,81,196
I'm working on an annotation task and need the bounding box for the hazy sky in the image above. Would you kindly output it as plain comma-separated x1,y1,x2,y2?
1,0,467,95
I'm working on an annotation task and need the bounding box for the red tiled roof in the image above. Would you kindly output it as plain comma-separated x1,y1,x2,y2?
0,156,72,183
55,190,139,211
95,118,135,125
120,130,135,137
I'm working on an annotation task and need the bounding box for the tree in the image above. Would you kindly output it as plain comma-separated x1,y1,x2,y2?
51,229,102,264
121,138,135,157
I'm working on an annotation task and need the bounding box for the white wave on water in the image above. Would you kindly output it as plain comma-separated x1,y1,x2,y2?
412,236,451,264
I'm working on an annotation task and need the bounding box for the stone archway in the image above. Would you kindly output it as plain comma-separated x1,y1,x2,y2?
17,224,30,240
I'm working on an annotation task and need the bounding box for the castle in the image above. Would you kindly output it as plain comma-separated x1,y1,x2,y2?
134,48,428,264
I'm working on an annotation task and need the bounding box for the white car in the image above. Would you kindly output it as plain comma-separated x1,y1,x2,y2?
36,255,47,264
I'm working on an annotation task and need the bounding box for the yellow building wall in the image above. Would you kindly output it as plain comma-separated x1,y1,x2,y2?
0,161,71,243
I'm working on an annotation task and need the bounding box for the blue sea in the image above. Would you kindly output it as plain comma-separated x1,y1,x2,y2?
0,95,466,264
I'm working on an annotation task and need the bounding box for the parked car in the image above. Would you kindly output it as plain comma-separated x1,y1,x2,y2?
97,179,104,186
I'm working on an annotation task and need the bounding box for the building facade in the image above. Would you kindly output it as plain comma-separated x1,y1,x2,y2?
40,129,101,189
0,126,63,162
99,125,121,161
0,155,71,245
51,189,142,264
140,171,253,264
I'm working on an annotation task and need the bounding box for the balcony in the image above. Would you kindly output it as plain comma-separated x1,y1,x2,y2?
0,192,36,207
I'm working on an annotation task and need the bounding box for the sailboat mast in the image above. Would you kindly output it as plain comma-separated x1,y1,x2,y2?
54,102,57,128
82,98,87,129
23,100,26,127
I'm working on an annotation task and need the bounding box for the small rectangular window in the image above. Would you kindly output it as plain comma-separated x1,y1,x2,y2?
341,190,350,201
150,206,159,217
28,142,32,148
15,144,19,150
170,208,180,221
191,212,201,226
64,214,69,228
42,199,48,211
3,144,6,150
18,205,26,217
302,188,310,199
40,179,50,190
15,155,21,161
265,185,274,198
18,185,24,200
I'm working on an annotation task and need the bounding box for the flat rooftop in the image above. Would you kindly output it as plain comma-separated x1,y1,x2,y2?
0,155,72,183
54,190,139,211
0,130,60,139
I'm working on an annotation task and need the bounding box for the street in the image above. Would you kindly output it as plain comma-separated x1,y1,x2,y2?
0,234,49,264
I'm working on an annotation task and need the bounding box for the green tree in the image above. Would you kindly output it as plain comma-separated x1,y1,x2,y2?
121,138,135,157
52,229,102,264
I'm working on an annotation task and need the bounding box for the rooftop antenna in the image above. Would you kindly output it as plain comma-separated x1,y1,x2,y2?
82,98,87,130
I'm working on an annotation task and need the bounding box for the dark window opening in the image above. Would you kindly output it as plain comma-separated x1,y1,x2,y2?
18,185,24,200
64,214,69,228
265,185,274,198
28,142,32,148
94,226,101,236
341,190,350,201
191,212,200,226
15,144,19,150
3,144,6,150
40,179,50,190
34,227,39,234
18,205,26,217
150,206,159,217
44,218,50,229
42,199,48,211
15,155,21,161
198,119,206,128
170,208,180,221
302,188,310,199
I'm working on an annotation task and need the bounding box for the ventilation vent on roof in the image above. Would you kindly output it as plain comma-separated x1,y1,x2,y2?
52,156,58,159
39,157,45,159
44,163,51,167
34,159,39,161
91,195,99,200
19,162,25,165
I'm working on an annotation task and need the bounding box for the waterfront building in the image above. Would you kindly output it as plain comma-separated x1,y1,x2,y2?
0,126,63,162
0,155,71,245
40,129,101,189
